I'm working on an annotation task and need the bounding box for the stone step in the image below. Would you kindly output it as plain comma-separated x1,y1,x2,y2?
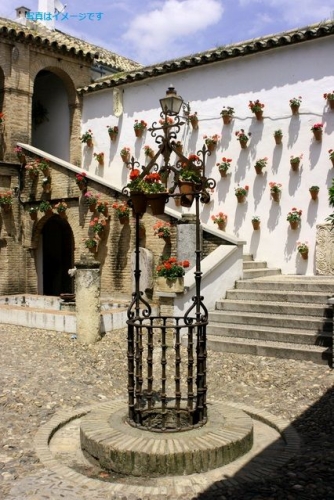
207,322,332,346
242,268,282,279
209,310,332,331
225,289,331,304
206,335,331,365
242,254,254,262
243,261,269,270
215,299,332,318
236,277,334,293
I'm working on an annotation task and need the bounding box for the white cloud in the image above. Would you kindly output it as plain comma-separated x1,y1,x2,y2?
122,0,224,64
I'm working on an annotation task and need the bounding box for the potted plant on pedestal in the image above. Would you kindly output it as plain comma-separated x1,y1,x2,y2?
155,257,190,293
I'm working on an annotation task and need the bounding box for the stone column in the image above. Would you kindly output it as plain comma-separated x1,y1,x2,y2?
177,214,200,269
75,256,101,344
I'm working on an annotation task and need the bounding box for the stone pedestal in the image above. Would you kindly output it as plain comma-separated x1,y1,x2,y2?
131,247,153,297
75,255,101,344
316,224,334,275
177,214,200,269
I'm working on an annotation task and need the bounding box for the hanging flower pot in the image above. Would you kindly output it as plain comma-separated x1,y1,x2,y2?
290,159,300,171
323,92,334,110
89,203,97,213
255,165,263,175
236,194,246,203
222,114,232,125
219,169,228,178
178,181,195,207
300,251,308,260
135,128,143,138
255,110,263,120
290,104,300,115
86,138,93,148
252,220,260,230
274,130,283,145
290,221,299,230
175,143,183,156
328,100,334,110
249,100,265,120
309,187,319,200
271,192,281,202
130,193,148,214
1,203,12,213
189,113,198,130
146,193,168,216
217,221,226,231
119,215,129,225
311,123,323,141
239,139,248,149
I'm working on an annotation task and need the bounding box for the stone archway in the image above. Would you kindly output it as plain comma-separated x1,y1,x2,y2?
31,70,71,161
42,215,74,296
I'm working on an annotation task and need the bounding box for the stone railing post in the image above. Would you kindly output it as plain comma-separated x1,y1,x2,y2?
75,256,101,344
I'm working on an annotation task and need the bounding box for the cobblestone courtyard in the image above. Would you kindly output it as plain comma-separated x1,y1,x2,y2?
0,324,334,499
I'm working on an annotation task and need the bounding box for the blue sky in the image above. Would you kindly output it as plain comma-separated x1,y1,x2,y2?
1,0,334,65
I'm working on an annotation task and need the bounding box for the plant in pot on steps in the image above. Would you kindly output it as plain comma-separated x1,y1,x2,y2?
297,241,309,260
254,157,268,174
39,200,53,215
155,256,190,293
216,157,232,177
287,207,302,230
220,106,234,125
269,182,282,202
211,212,228,231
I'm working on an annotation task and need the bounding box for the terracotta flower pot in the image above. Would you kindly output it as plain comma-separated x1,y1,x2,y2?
77,181,87,192
310,190,319,200
290,160,300,171
328,99,334,110
130,193,147,214
254,165,263,175
300,251,308,260
274,135,282,145
289,221,299,230
119,215,129,225
178,181,195,207
86,138,93,147
175,145,183,156
190,117,198,130
252,220,260,230
89,203,97,212
207,143,216,152
219,169,228,178
222,114,232,125
217,222,226,231
1,203,12,213
135,128,144,138
29,212,38,221
236,194,246,203
255,110,263,120
313,129,322,141
109,132,117,142
290,104,300,115
239,140,248,149
146,193,169,215
121,153,130,163
58,211,67,219
271,191,280,203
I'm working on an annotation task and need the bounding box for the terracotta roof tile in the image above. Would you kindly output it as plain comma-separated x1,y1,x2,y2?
0,17,141,72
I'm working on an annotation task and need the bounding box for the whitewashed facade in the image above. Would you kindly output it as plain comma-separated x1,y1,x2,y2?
80,27,334,276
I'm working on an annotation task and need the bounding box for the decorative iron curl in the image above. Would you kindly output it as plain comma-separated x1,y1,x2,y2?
184,295,208,324
127,291,152,320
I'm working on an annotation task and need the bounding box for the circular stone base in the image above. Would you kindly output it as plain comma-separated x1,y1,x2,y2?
80,401,253,477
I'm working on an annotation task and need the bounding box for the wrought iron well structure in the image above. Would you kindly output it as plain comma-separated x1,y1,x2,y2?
123,87,216,433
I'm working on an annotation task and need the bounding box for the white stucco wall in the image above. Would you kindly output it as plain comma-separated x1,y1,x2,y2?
81,35,334,275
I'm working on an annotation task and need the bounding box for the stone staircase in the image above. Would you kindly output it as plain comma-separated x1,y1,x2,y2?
207,255,333,365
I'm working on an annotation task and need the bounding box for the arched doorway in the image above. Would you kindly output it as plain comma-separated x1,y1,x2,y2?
32,70,70,161
42,216,74,296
